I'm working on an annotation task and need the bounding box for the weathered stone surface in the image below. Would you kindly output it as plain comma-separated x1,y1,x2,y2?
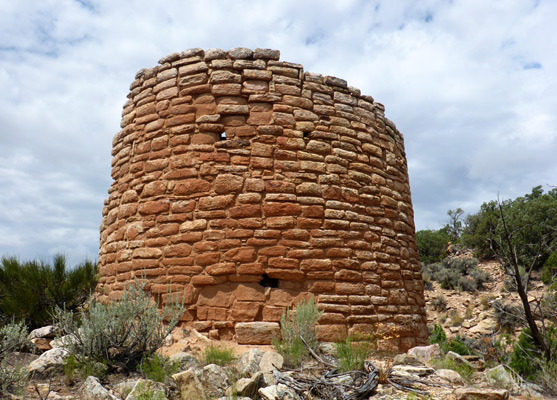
237,348,264,377
454,388,509,400
29,325,57,339
435,369,464,385
236,371,264,397
407,344,441,364
259,350,284,373
259,384,301,400
99,48,427,350
236,322,280,345
27,347,69,376
126,379,167,400
79,376,119,400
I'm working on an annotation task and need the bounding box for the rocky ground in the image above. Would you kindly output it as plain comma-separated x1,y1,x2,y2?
5,256,555,400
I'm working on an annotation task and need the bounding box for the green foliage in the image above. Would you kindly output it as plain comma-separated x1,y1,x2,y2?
63,353,108,381
139,353,180,382
0,254,97,329
422,257,489,292
416,229,451,265
444,208,465,242
541,253,557,284
54,280,184,372
509,328,540,379
335,334,376,372
202,345,235,366
429,324,447,348
463,186,557,267
0,320,30,396
274,296,323,368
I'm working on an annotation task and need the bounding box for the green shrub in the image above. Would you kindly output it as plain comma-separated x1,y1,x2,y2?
416,229,451,265
0,320,30,396
54,280,184,372
139,353,180,382
274,296,323,368
0,254,97,329
335,334,376,372
509,328,542,379
63,353,108,381
422,257,489,292
447,335,475,356
429,324,447,348
541,253,557,285
202,345,235,366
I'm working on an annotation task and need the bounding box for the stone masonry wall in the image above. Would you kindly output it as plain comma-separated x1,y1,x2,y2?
98,48,428,351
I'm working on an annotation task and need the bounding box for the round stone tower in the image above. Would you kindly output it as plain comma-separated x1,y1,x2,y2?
98,48,428,351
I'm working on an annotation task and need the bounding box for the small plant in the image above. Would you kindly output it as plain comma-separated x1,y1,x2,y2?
0,320,30,396
429,324,447,348
139,353,180,382
430,295,447,312
63,353,108,382
446,335,475,356
479,295,490,310
335,334,376,372
202,345,235,366
465,305,474,320
54,279,184,372
274,296,323,368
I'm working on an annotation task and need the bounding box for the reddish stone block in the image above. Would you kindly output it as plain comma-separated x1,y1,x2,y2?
263,203,302,216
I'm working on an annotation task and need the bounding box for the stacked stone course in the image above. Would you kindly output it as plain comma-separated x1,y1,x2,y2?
99,47,428,351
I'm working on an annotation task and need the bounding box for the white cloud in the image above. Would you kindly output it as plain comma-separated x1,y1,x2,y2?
0,0,556,264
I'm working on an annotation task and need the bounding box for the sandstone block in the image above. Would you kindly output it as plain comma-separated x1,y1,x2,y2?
235,322,280,345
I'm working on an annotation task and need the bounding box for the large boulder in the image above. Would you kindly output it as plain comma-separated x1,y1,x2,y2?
27,347,69,376
259,384,301,400
407,344,441,364
79,376,119,400
238,348,264,377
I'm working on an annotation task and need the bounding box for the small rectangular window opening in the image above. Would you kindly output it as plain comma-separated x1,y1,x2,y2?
219,131,227,141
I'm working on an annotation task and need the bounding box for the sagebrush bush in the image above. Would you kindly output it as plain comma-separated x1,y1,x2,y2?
54,280,184,372
274,296,323,367
422,257,489,292
335,334,376,372
0,254,97,329
0,320,30,396
430,295,447,312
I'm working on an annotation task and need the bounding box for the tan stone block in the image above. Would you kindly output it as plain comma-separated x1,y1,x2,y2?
195,252,220,266
206,262,236,276
213,174,244,193
247,111,272,125
132,247,162,259
263,203,301,216
243,69,272,80
317,324,347,342
229,204,261,218
242,80,268,93
231,301,261,321
262,306,284,322
179,62,208,76
224,247,256,263
210,70,241,84
164,244,192,257
268,257,298,269
212,83,242,96
139,200,170,215
258,246,286,257
265,180,295,193
198,195,234,210
235,322,280,345
197,306,228,320
335,283,365,295
237,263,265,275
300,259,331,271
173,179,211,196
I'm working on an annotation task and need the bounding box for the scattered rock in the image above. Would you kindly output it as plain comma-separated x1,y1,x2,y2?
113,379,140,399
259,383,301,400
435,368,464,385
454,387,509,400
446,351,473,368
392,353,424,366
172,368,205,400
407,344,441,364
238,348,264,377
199,364,230,397
79,376,120,400
236,371,264,397
168,351,197,370
259,350,284,374
391,365,435,377
484,365,516,391
27,347,69,376
29,325,57,339
31,337,52,351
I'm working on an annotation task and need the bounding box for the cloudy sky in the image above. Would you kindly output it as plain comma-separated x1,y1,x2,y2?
1,0,556,266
